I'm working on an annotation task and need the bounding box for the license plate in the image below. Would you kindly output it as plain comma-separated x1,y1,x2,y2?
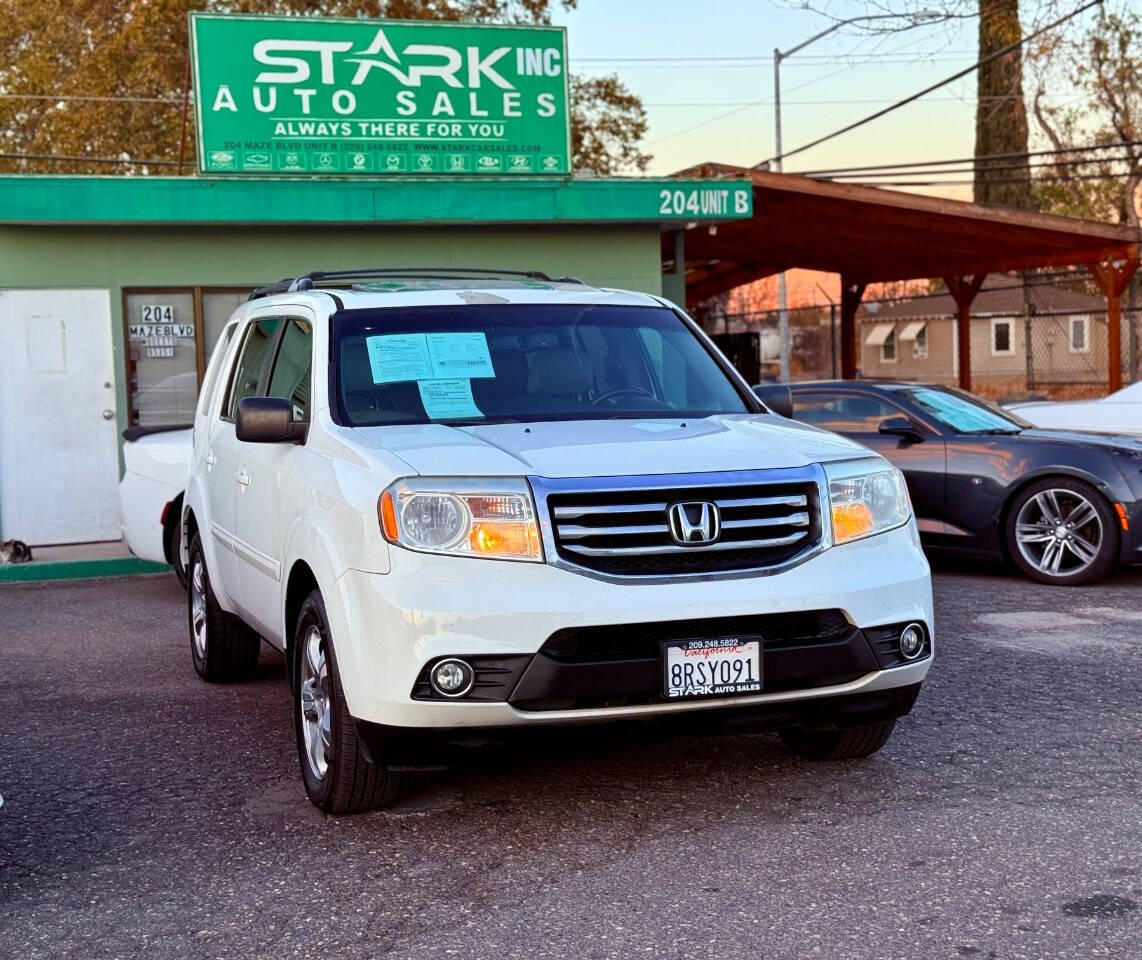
662,637,762,699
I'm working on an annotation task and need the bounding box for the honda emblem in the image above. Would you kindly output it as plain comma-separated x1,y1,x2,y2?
667,501,720,545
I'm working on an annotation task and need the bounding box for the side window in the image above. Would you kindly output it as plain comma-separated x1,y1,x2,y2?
224,317,282,420
266,319,313,422
794,392,902,433
199,322,238,416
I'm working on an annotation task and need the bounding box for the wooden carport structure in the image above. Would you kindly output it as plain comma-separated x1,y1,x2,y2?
669,163,1140,392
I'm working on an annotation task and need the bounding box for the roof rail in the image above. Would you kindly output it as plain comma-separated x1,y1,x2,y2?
248,267,583,300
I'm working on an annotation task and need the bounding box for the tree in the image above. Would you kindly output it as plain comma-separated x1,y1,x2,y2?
1028,3,1141,227
784,1,1042,210
0,0,650,176
570,74,650,176
972,0,1032,209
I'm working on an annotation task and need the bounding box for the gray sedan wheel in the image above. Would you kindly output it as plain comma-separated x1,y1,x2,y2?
1006,478,1118,585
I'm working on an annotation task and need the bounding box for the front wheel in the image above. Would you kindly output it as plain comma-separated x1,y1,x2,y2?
292,590,399,814
1005,478,1119,586
186,533,260,682
780,720,896,760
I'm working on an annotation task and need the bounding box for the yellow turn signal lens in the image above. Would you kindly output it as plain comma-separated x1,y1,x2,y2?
832,501,874,544
378,490,399,541
468,520,541,560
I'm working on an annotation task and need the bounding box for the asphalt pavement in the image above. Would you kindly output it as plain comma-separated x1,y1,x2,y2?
1,563,1140,959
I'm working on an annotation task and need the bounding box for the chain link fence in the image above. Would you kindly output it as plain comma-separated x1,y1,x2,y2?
698,304,839,385
698,277,1141,401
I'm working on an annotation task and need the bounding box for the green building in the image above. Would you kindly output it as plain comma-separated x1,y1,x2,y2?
0,174,749,546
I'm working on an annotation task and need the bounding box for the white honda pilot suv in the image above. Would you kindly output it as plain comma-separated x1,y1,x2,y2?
183,269,933,814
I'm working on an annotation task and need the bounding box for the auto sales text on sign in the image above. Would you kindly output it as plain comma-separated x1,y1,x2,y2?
189,13,571,176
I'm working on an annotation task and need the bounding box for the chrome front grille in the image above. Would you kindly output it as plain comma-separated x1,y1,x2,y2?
536,469,823,578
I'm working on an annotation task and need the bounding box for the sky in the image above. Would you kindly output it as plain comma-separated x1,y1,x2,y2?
553,0,1101,201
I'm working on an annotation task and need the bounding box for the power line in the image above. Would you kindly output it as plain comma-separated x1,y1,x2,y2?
848,170,1137,188
793,140,1142,176
646,103,758,146
575,51,977,64
575,54,972,70
649,27,961,144
646,93,1081,108
823,153,1140,181
766,0,1106,166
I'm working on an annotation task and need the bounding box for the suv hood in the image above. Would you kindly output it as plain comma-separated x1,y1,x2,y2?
354,415,870,478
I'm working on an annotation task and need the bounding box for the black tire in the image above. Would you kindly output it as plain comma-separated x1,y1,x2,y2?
292,590,399,814
1004,476,1119,586
164,509,188,590
780,719,896,761
186,533,261,682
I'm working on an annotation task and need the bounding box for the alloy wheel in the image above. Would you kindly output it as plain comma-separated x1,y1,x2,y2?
190,559,208,659
1014,488,1103,579
299,626,332,781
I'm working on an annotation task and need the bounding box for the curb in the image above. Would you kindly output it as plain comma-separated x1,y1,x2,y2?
0,557,171,584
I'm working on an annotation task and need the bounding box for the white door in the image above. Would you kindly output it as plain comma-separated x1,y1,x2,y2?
237,314,314,643
0,289,121,544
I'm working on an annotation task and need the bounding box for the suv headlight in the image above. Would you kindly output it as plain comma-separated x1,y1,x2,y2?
378,478,542,562
825,460,911,545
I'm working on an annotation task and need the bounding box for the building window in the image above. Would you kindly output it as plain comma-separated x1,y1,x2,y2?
124,286,251,427
880,327,897,363
991,318,1014,356
1069,316,1089,354
899,320,928,360
913,324,928,359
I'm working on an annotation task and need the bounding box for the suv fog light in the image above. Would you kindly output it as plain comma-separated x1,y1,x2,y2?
899,623,925,660
430,659,475,698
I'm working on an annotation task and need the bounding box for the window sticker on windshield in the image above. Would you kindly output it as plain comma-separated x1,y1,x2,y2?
366,332,495,384
426,332,495,379
366,334,434,384
417,379,484,420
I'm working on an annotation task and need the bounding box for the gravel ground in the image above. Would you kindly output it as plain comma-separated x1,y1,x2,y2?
1,563,1140,959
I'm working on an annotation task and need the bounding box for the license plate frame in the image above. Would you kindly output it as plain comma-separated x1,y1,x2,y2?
661,636,763,700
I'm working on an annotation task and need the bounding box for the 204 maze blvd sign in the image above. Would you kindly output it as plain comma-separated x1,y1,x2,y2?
190,13,570,176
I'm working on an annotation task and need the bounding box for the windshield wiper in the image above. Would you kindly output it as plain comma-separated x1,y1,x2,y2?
959,427,1021,435
445,417,525,426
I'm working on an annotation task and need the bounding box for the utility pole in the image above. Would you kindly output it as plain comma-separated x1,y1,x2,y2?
814,282,837,379
771,11,940,382
773,48,791,383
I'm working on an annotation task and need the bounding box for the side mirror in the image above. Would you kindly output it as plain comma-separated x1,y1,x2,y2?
236,397,307,444
753,384,793,419
879,416,924,441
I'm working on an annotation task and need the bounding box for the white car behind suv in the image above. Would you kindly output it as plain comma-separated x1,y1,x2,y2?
183,268,933,814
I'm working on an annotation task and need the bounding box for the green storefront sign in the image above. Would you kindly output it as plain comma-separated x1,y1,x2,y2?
190,13,570,176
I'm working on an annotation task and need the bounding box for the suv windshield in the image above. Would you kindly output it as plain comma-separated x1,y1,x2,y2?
333,304,750,426
905,387,1028,434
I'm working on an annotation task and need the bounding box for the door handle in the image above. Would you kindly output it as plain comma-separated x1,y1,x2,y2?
205,452,217,470
236,470,251,487
102,409,115,421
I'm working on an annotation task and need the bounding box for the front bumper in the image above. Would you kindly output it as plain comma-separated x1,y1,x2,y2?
326,521,933,729
1120,497,1142,565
